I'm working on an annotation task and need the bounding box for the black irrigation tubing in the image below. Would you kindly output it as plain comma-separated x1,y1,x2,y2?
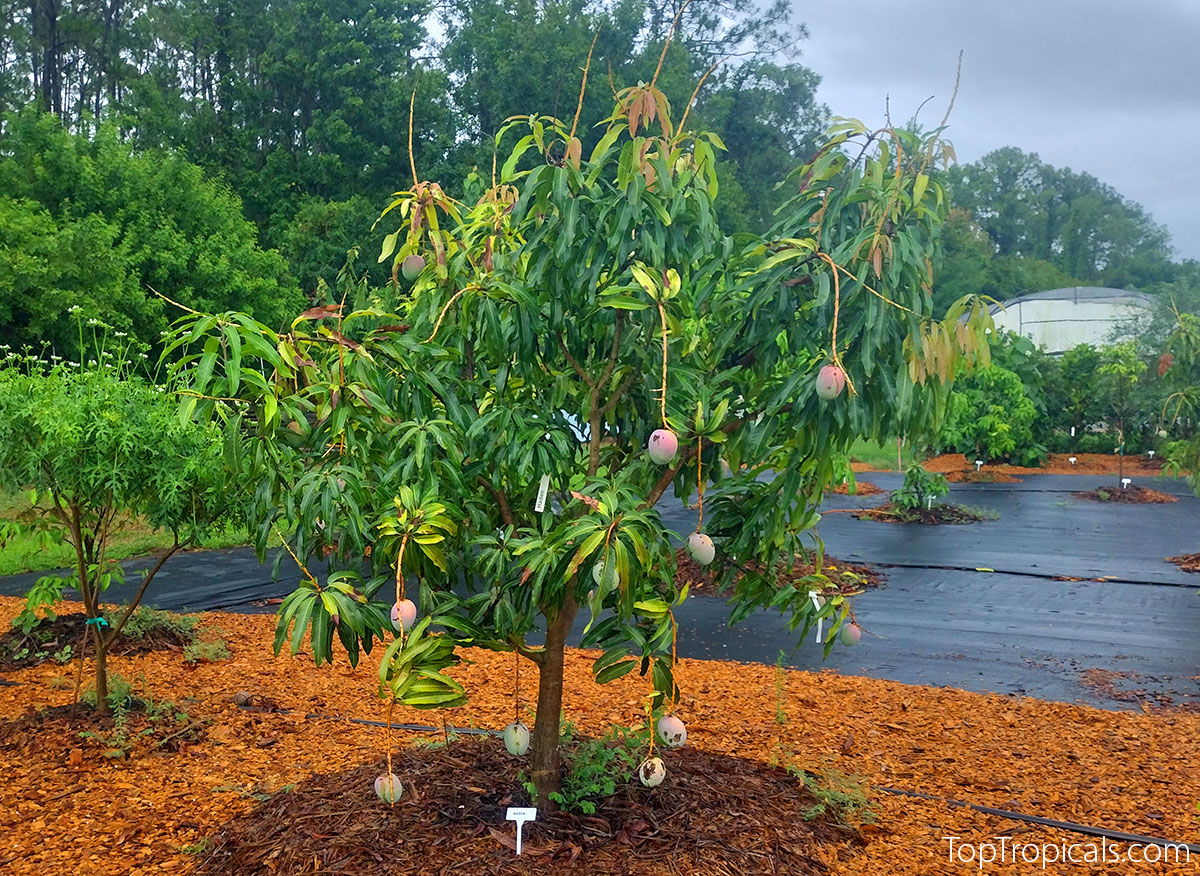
865,561,1196,589
231,702,1200,854
876,785,1200,854
235,702,500,737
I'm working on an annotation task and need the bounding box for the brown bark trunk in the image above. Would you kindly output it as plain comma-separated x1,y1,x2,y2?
93,641,110,716
530,593,578,810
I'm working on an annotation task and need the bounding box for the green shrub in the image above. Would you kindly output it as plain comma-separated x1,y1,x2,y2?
0,342,240,714
939,365,1040,463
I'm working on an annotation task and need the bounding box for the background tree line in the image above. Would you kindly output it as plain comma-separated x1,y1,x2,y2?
1,0,1196,360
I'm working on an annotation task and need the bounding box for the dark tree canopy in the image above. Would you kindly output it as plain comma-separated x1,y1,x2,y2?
0,110,301,357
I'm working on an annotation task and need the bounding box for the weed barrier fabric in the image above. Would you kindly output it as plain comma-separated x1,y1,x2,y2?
0,546,322,613
813,478,1199,586
647,565,1200,710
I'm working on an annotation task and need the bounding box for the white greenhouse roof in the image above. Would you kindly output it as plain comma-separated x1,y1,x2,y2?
988,287,1154,354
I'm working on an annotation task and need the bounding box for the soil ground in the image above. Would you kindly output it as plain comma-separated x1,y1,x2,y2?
1074,485,1178,504
850,502,987,525
2,597,1198,875
0,612,192,670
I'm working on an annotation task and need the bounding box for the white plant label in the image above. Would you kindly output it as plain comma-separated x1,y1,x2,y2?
534,475,550,512
506,807,537,855
1121,478,1132,489
1071,426,1076,437
810,592,825,644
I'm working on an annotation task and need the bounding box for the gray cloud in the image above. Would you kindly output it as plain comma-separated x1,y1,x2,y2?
792,0,1200,260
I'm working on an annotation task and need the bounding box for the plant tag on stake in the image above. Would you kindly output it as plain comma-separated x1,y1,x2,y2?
810,592,825,644
506,807,537,855
534,475,550,513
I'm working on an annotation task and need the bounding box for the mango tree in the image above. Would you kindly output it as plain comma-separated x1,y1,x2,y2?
169,79,991,807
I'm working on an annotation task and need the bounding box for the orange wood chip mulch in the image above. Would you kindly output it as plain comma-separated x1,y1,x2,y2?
1075,486,1179,504
2,596,1200,875
834,480,886,496
1167,553,1200,573
855,452,1174,478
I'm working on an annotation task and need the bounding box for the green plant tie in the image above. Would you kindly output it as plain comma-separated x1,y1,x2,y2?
84,617,109,628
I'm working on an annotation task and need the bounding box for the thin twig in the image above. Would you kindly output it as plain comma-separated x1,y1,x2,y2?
148,285,203,317
569,32,601,140
651,0,693,89
657,300,669,427
408,89,419,187
425,288,468,344
677,61,721,133
273,524,319,587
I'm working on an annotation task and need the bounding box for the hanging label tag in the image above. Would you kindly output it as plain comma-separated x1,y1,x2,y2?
810,592,825,644
534,475,550,512
506,807,537,855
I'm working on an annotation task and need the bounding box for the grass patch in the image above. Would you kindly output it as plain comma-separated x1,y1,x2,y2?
846,437,922,472
0,489,247,576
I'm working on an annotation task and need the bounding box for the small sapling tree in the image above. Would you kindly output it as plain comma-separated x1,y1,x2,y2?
0,333,237,714
1098,341,1148,484
170,60,991,807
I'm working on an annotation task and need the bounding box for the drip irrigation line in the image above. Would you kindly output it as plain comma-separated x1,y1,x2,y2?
876,785,1200,854
230,703,1200,853
865,561,1195,590
235,702,499,737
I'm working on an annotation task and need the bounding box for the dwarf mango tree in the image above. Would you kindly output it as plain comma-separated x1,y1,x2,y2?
169,81,990,806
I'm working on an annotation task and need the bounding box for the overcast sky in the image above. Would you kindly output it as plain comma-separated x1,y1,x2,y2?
793,0,1200,261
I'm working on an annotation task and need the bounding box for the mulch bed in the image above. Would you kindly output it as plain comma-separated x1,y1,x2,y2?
1074,485,1178,504
855,452,1175,478
3,702,209,760
1166,552,1200,573
676,549,884,597
851,503,986,525
200,741,855,876
943,470,1022,484
0,612,191,671
5,596,1200,875
833,480,885,496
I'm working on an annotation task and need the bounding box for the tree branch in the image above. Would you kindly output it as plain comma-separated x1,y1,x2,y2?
509,636,545,667
599,369,639,418
478,477,516,528
558,333,594,387
104,534,188,645
597,311,623,390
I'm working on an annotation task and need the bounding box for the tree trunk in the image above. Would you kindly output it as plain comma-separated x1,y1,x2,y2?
93,640,110,716
530,594,578,810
